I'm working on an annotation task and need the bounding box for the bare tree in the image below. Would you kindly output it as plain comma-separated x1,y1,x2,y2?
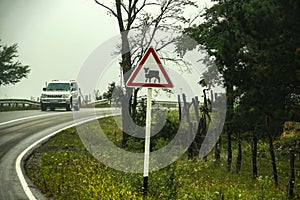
94,0,197,146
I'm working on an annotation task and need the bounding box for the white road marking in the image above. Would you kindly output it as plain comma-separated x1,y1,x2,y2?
15,114,115,200
0,112,67,126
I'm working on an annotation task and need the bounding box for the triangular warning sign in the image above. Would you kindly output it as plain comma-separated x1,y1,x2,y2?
126,47,173,88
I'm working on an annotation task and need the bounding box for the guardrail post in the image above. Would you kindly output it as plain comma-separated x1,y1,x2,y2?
0,99,40,109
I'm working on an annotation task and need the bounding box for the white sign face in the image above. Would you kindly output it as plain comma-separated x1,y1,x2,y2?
126,47,173,88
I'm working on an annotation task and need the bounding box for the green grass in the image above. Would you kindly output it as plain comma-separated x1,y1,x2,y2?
25,115,300,199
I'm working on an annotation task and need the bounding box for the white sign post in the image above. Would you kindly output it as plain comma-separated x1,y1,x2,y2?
143,87,152,193
126,47,173,195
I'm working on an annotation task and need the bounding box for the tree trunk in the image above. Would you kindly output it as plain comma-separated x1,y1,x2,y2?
119,58,133,148
196,120,203,156
236,132,242,173
265,115,279,186
226,85,234,171
214,140,221,162
252,133,258,178
121,93,131,147
200,116,207,161
288,150,295,199
227,129,232,171
119,31,132,147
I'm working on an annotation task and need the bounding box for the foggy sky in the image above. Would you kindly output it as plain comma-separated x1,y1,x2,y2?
0,0,118,99
0,0,214,101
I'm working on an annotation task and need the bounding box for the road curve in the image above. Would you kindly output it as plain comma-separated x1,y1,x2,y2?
0,108,117,200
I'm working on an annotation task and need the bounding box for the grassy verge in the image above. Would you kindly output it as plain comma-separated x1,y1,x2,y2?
25,114,300,199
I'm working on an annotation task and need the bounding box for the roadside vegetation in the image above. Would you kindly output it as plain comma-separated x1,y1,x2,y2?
26,113,300,200
0,40,30,86
25,0,300,199
0,105,39,112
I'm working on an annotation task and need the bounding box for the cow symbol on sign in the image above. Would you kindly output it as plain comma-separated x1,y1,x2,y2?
144,67,160,83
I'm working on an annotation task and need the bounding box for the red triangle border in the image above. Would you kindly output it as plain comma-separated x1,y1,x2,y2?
126,47,173,88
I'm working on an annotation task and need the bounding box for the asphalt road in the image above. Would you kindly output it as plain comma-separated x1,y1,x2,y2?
0,108,117,200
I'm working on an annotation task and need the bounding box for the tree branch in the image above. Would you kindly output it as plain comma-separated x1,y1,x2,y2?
94,0,118,18
115,0,125,32
121,1,129,15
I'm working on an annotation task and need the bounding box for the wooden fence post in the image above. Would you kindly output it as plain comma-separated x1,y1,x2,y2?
182,94,193,159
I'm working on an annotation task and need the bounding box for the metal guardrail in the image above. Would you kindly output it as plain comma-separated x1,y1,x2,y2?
0,98,179,108
0,98,110,108
154,100,178,107
0,99,40,107
85,99,178,107
86,99,109,106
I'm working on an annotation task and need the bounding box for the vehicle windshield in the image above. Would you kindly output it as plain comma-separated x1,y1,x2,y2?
47,83,70,91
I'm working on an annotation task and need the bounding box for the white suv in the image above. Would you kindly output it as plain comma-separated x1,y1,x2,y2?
40,80,81,111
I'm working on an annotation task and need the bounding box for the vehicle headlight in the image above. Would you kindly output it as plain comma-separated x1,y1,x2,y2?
62,94,69,98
